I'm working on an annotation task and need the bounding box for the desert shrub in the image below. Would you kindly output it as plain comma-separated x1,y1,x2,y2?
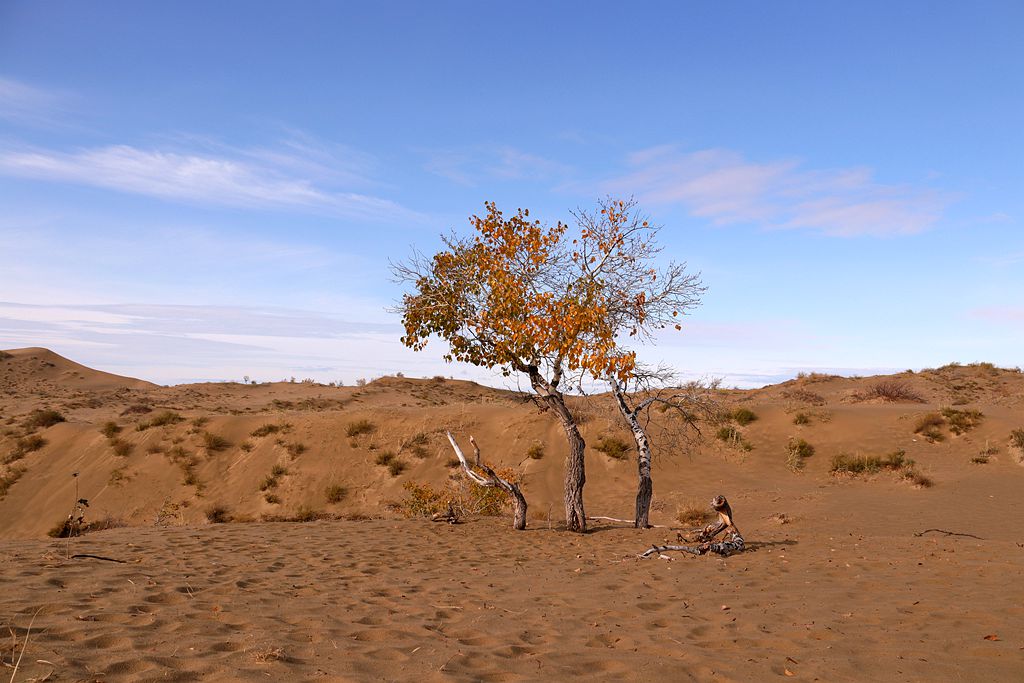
239,440,254,452
593,436,631,460
137,411,183,430
970,455,990,465
861,380,924,403
387,459,407,476
914,413,946,442
526,443,545,460
792,412,811,426
346,419,376,437
202,432,231,452
0,466,26,498
676,502,713,526
786,438,815,471
271,464,288,477
205,504,233,523
100,421,122,438
121,403,152,415
48,515,126,538
940,407,983,435
259,476,278,491
731,407,758,426
251,422,292,437
190,416,209,430
285,442,307,458
397,468,518,519
831,450,908,474
374,451,396,466
1010,429,1024,451
782,388,826,405
716,425,738,441
23,409,65,430
355,378,368,387
5,434,47,463
325,484,347,503
108,468,128,485
110,437,133,457
264,493,281,504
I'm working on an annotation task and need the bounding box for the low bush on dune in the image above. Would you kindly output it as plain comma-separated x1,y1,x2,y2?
1010,429,1024,450
830,449,932,487
940,407,983,435
387,459,407,476
0,466,26,498
205,504,233,524
136,411,184,431
284,442,307,458
5,434,47,464
48,515,126,538
23,408,65,430
346,419,376,438
271,464,288,478
858,380,925,403
109,437,133,457
251,422,291,438
202,432,231,452
731,407,758,426
100,421,122,438
396,473,517,519
793,412,811,425
526,443,545,460
913,413,946,442
0,350,12,360
325,484,347,503
374,450,396,466
593,436,631,460
786,438,815,471
261,507,340,523
676,501,714,526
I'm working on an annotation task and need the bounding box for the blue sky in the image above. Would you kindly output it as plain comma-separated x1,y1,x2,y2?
1,1,1021,386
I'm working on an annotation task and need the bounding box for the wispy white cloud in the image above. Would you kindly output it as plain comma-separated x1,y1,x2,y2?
0,139,420,221
424,145,570,186
606,146,950,237
0,77,72,126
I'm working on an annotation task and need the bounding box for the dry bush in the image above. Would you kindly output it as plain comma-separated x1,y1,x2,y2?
0,466,26,498
858,380,924,403
284,442,307,458
261,506,339,523
793,412,811,425
796,372,840,383
251,422,291,437
48,515,127,537
716,425,753,451
397,470,518,519
202,432,231,452
239,440,254,452
264,493,281,504
593,436,631,460
786,438,814,471
100,421,122,438
1010,428,1024,452
831,449,931,487
23,408,65,430
782,388,826,405
731,407,758,426
387,459,407,476
940,407,983,435
325,484,347,503
5,434,47,464
374,450,396,466
137,411,183,430
913,412,945,442
271,464,288,477
676,501,713,526
205,504,233,523
108,467,128,485
109,437,133,457
121,403,152,415
346,419,376,437
526,443,545,460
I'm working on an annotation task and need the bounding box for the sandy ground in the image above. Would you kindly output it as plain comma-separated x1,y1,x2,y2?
2,348,1024,680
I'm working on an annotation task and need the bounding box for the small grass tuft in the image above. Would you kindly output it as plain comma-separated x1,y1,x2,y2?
251,422,292,438
23,408,65,430
137,411,184,430
325,484,347,503
285,442,307,458
913,413,946,442
5,434,47,464
1010,428,1024,452
346,419,376,438
593,436,631,460
374,450,396,466
526,443,545,460
786,438,815,471
100,421,122,438
861,380,925,403
387,459,407,476
205,504,233,523
676,502,714,526
940,407,983,435
264,493,281,504
202,431,231,452
731,407,758,426
792,412,811,426
110,437,133,457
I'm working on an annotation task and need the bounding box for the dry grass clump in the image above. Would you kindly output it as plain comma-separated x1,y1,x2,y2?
786,438,815,471
202,431,231,452
374,450,396,466
914,413,946,442
858,380,924,403
5,434,47,464
109,437,133,457
0,466,26,498
792,412,811,425
940,407,983,435
284,442,307,458
261,507,339,523
397,471,518,519
260,464,289,491
264,493,281,504
526,443,545,460
730,407,758,426
830,449,932,487
325,484,347,503
782,388,826,405
1010,428,1024,452
205,504,233,523
593,436,631,460
251,422,292,437
715,425,753,451
48,515,126,537
239,440,254,452
137,411,184,430
100,421,122,438
23,408,65,430
796,371,840,383
108,467,128,485
346,419,376,437
387,459,407,476
676,501,714,526
121,403,152,415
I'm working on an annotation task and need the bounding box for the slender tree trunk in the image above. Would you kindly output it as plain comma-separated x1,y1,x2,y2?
510,484,528,530
610,381,654,528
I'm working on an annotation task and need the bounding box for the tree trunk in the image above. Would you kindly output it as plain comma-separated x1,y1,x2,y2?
510,484,528,530
610,381,653,529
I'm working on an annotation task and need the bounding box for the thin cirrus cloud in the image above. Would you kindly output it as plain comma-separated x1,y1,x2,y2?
0,77,72,127
607,146,950,237
0,141,420,222
424,145,571,186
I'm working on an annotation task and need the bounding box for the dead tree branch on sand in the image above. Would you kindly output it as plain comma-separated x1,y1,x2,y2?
445,432,528,530
639,495,744,558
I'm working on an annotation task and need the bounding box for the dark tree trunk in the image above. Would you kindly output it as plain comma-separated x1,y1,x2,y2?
610,381,654,529
510,483,528,530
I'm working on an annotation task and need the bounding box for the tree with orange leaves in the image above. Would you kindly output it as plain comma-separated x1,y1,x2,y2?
394,197,703,532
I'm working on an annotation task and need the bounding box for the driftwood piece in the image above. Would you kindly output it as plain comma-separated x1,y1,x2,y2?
445,432,528,530
639,495,745,558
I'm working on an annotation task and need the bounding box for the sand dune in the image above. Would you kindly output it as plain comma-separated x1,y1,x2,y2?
2,349,1024,680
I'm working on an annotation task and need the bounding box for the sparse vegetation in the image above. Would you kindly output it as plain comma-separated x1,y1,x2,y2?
271,464,288,477
137,411,184,430
239,440,254,452
325,484,347,503
0,466,26,498
397,470,518,519
108,467,128,485
264,493,281,504
793,412,811,425
100,421,122,438
5,435,47,464
731,407,758,426
346,419,376,437
970,455,990,465
284,442,307,458
676,502,714,526
202,431,231,452
716,425,753,451
1010,428,1024,452
914,412,946,442
940,407,983,435
526,443,545,460
121,403,152,415
251,422,292,437
23,408,65,430
782,388,826,405
374,451,396,466
786,438,815,471
205,504,233,523
830,449,932,487
593,436,631,460
858,380,924,403
387,459,407,476
110,437,133,457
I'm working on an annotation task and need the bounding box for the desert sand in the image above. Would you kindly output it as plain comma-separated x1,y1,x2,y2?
2,347,1023,681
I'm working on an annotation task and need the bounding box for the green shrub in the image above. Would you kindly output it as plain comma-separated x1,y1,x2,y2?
23,409,65,430
731,407,758,426
593,436,631,460
325,484,347,503
346,419,376,438
913,413,946,442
